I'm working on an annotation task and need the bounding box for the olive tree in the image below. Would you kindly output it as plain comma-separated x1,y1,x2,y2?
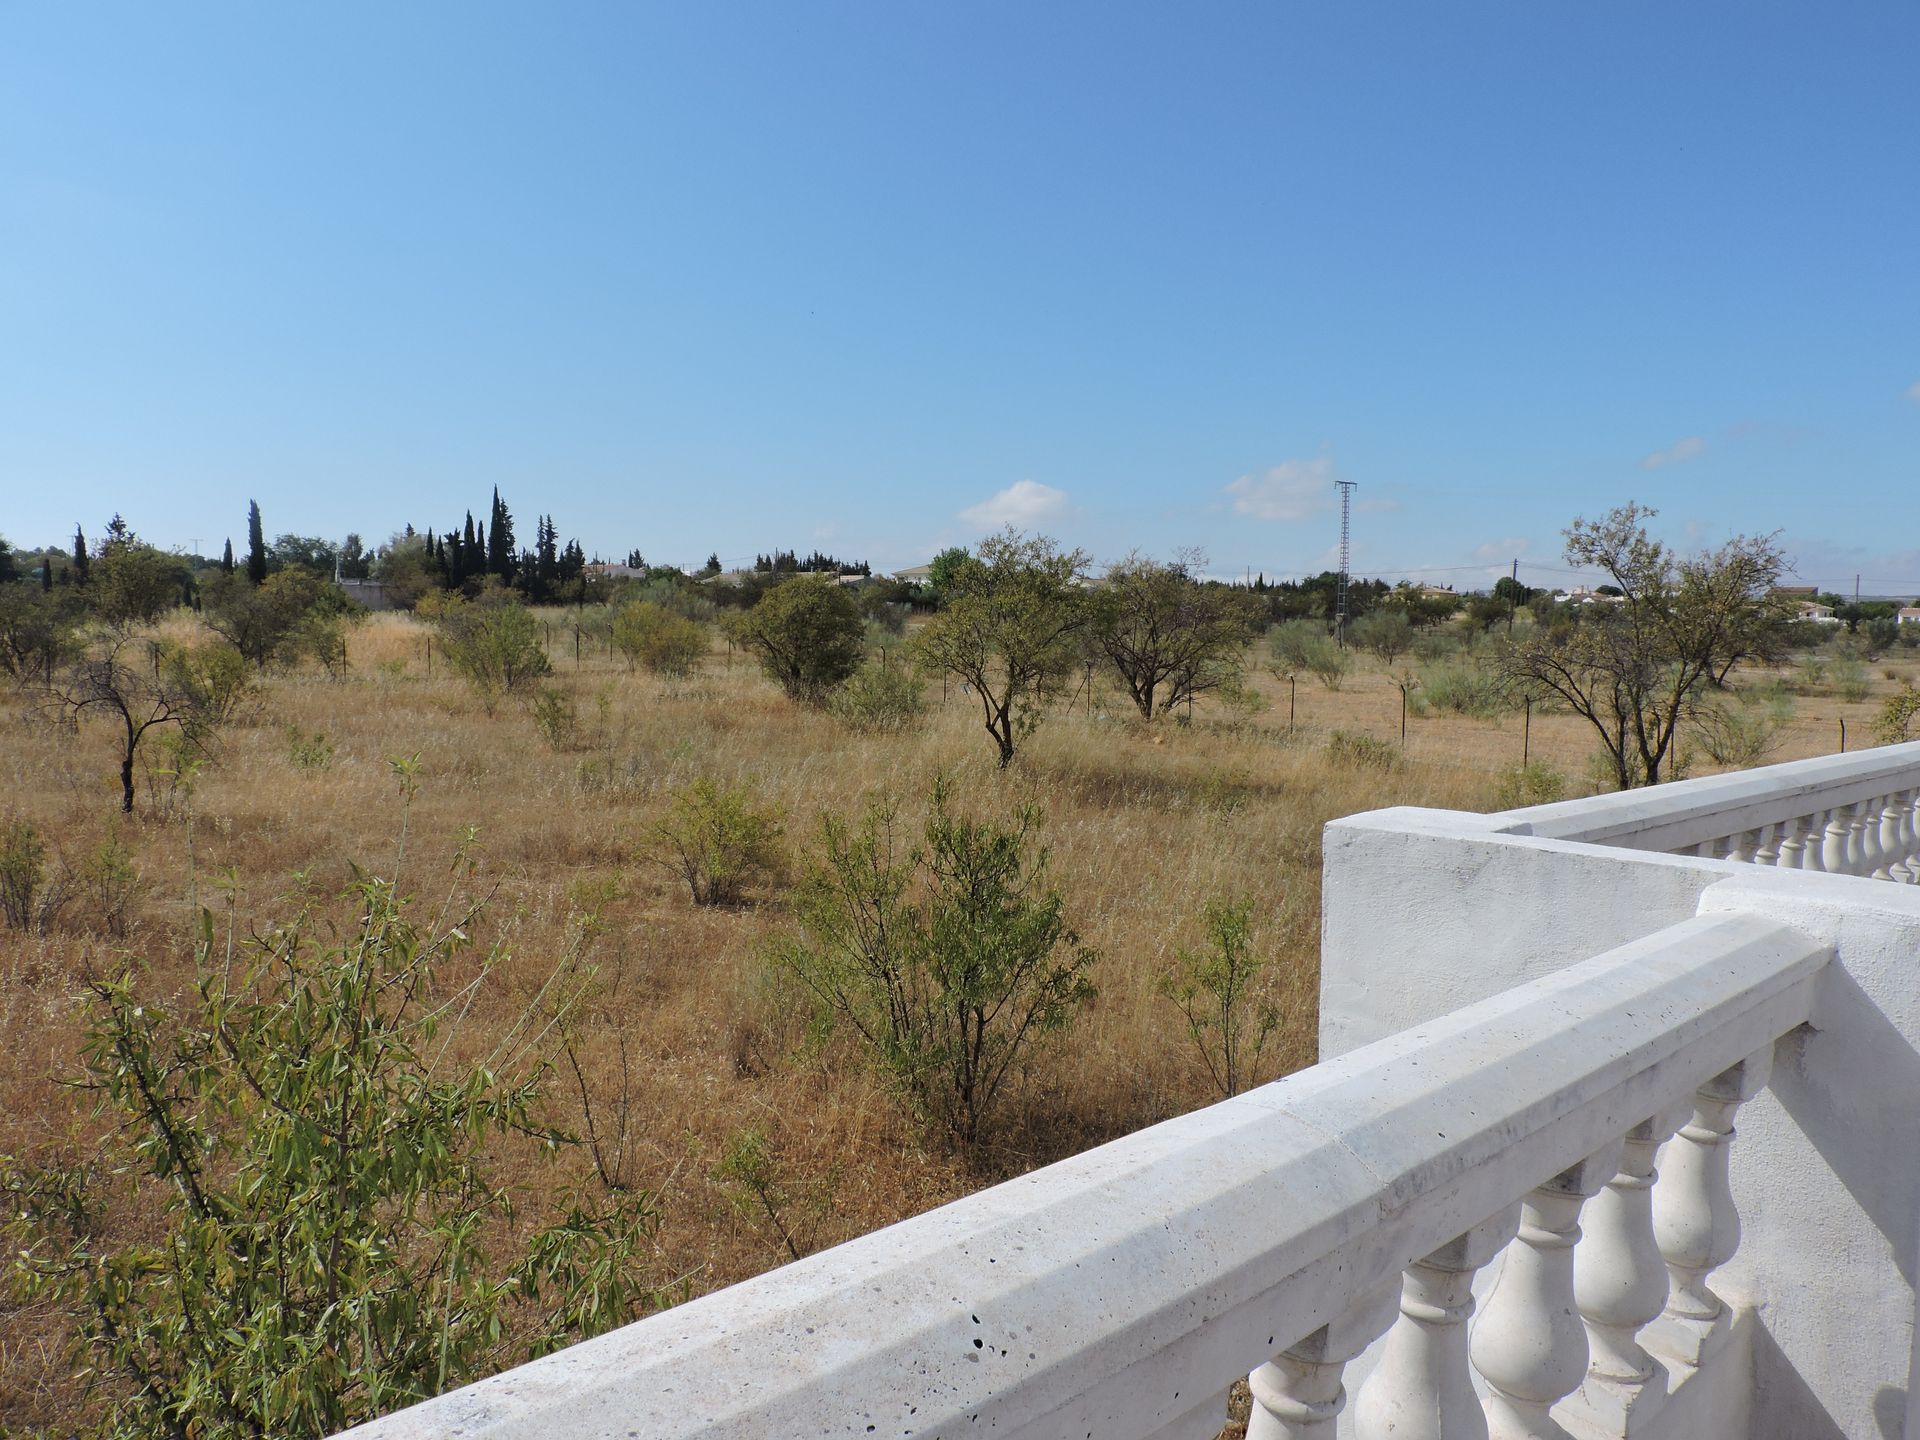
1088,551,1261,719
913,530,1088,767
1497,503,1791,789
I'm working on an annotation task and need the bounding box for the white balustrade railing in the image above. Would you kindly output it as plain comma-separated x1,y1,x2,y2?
339,911,1826,1440
1488,740,1920,881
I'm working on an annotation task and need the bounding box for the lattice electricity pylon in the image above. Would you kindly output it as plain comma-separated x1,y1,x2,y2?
1334,480,1357,646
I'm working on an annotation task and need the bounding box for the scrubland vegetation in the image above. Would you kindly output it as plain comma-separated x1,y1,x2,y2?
2,508,1917,1434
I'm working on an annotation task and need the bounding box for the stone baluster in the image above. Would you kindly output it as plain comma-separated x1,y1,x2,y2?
1802,808,1831,872
1773,812,1811,869
1567,1115,1683,1436
1842,798,1875,876
1890,790,1920,882
1722,828,1758,864
1874,792,1905,879
1353,1208,1519,1440
1248,1282,1400,1440
1747,820,1780,868
1471,1150,1618,1440
1648,1048,1773,1370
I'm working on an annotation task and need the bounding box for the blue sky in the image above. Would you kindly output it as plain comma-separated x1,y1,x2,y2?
3,3,1916,592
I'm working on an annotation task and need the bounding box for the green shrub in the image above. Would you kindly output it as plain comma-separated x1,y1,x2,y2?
1325,729,1398,770
829,660,924,733
1693,690,1793,768
3,873,665,1438
79,829,140,938
725,575,865,703
436,597,551,712
712,1125,840,1262
778,781,1097,1143
1268,620,1349,690
0,815,45,930
1830,656,1870,703
643,778,785,905
532,685,579,750
1157,896,1280,1097
286,724,334,771
612,601,708,677
1348,610,1414,664
1875,683,1920,744
161,641,256,731
1413,659,1513,717
1492,761,1567,809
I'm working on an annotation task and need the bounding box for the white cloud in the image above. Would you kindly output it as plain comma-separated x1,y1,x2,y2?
1472,538,1532,565
1224,456,1338,521
959,480,1068,529
1639,435,1708,470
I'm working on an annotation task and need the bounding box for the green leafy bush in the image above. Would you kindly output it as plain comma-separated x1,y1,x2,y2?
612,601,708,677
725,575,865,703
1157,896,1281,1097
643,777,785,905
1875,683,1920,744
1325,729,1398,770
1491,761,1567,809
1268,619,1349,690
532,685,578,750
162,641,256,732
285,724,335,772
828,659,924,733
1692,689,1793,768
1830,656,1870,703
0,814,45,930
1413,659,1514,717
435,597,552,712
3,873,665,1438
1347,610,1414,664
778,781,1097,1143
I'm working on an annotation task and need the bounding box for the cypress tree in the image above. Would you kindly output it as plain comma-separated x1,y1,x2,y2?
246,501,268,584
41,553,53,592
488,488,514,581
72,525,90,585
221,538,235,574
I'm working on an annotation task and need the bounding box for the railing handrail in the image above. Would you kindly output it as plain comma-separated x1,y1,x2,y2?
339,912,1825,1440
1488,740,1920,854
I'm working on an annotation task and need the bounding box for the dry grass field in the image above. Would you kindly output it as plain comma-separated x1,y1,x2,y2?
2,608,1913,1429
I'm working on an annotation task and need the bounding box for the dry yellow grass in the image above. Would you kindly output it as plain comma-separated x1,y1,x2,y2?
1,608,1911,1429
